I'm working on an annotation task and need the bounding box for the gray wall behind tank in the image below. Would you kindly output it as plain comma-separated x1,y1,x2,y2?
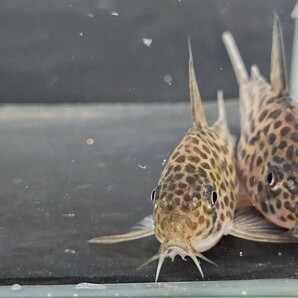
0,0,295,103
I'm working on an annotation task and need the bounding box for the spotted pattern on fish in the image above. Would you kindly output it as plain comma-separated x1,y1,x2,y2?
222,15,298,236
148,39,239,281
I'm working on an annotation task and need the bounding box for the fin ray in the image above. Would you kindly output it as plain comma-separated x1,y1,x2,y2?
188,38,207,128
270,13,288,96
230,206,298,243
88,228,154,244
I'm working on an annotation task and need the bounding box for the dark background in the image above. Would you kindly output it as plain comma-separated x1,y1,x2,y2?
0,0,296,103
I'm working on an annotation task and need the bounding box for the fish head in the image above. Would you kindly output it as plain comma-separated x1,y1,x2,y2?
241,95,298,229
149,127,237,280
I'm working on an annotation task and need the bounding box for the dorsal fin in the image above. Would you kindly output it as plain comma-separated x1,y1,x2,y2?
216,89,226,125
222,31,249,86
270,13,288,96
188,38,207,128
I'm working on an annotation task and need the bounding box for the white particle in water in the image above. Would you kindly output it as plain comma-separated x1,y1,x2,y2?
86,138,94,145
79,32,83,37
11,284,22,290
73,294,78,297
111,11,119,16
62,213,76,218
142,38,153,47
47,294,53,297
242,290,247,295
278,251,282,256
65,248,76,254
88,13,94,18
162,159,167,166
239,251,243,257
138,164,147,169
163,74,172,85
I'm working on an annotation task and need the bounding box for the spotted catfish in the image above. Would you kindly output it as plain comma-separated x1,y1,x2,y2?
88,38,295,282
222,15,298,239
90,39,241,281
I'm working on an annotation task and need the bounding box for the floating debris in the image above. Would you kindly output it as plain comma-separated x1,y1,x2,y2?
111,11,119,17
142,38,153,47
162,159,167,166
138,164,147,169
163,74,172,85
86,138,94,145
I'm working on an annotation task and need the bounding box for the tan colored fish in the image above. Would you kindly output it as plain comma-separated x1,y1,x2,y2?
222,14,298,239
89,37,297,282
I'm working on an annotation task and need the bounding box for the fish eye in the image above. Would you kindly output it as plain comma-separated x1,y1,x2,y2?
151,189,156,202
211,191,218,205
266,171,275,187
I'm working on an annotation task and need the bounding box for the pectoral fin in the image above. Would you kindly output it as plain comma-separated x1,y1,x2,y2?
230,206,298,243
88,215,155,244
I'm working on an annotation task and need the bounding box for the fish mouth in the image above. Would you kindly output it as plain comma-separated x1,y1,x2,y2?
138,242,218,282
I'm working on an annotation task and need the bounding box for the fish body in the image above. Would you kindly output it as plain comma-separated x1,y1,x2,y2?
222,15,298,237
90,39,239,281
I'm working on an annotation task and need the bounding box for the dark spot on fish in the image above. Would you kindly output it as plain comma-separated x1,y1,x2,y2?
193,147,207,159
268,109,281,119
249,176,256,187
185,164,195,173
192,137,199,145
268,204,275,214
284,201,295,212
278,141,287,150
174,173,184,180
258,109,268,122
250,120,255,133
257,181,263,192
198,167,207,178
268,133,276,145
205,219,210,228
273,156,284,164
172,151,180,159
263,124,270,136
174,165,182,172
283,192,289,199
186,175,195,185
271,146,278,155
275,199,281,209
290,132,298,143
280,126,291,136
201,162,211,170
223,196,229,206
183,193,191,201
178,183,187,189
286,145,294,160
176,155,185,163
202,144,211,154
168,183,176,191
285,113,294,122
175,189,183,196
188,155,200,163
280,216,287,222
274,120,282,129
282,163,291,172
260,202,268,213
